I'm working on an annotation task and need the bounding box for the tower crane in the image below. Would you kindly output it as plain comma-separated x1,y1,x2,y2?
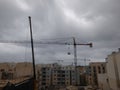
0,38,92,67
0,37,92,86
0,38,92,66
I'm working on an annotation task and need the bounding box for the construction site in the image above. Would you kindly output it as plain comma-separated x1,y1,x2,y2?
0,0,120,90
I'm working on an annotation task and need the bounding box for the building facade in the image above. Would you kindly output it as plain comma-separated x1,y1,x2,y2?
36,63,77,90
0,62,33,89
97,73,109,90
77,66,88,86
0,62,33,80
89,62,106,87
106,50,120,90
15,62,33,78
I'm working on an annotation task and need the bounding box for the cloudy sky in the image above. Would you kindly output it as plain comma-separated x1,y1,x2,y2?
0,0,120,65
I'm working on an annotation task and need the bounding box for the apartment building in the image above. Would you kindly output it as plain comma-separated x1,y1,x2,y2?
36,63,54,89
106,49,120,90
77,66,91,86
53,65,76,86
89,62,106,87
97,73,109,90
36,63,76,90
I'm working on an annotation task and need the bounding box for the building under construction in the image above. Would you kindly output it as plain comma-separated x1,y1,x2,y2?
36,63,81,90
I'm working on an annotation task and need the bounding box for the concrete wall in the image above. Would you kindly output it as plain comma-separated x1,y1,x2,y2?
106,51,120,90
0,63,15,79
107,55,118,90
89,62,106,86
15,62,33,78
116,52,120,88
98,74,109,90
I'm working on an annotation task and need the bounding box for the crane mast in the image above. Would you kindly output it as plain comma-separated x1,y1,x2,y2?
29,16,36,80
72,37,92,85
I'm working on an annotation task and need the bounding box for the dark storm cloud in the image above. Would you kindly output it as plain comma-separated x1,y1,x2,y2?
0,0,120,63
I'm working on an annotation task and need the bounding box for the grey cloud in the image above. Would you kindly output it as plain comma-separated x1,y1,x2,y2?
0,0,120,64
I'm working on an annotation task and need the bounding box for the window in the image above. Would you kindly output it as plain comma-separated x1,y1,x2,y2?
98,66,101,73
93,66,96,72
102,67,105,73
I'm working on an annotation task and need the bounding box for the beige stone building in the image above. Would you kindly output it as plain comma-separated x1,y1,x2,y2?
0,62,33,89
88,62,106,87
97,73,109,90
0,62,33,79
106,50,120,90
36,63,76,90
97,49,120,90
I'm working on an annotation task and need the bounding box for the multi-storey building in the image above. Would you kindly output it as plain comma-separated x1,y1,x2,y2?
89,62,106,87
36,63,76,90
77,66,90,86
106,49,120,90
52,64,76,86
97,73,109,90
52,65,65,86
36,63,53,89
